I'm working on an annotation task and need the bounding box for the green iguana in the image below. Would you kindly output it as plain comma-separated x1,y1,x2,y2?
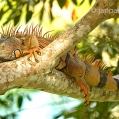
0,24,118,105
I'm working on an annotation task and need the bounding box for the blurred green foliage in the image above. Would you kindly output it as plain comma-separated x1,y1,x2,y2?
0,89,33,118
0,0,94,25
0,0,119,119
77,22,119,74
58,102,119,119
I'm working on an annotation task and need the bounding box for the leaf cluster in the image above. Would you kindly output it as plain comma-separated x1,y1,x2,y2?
0,89,33,119
76,22,119,74
58,102,119,119
0,0,94,26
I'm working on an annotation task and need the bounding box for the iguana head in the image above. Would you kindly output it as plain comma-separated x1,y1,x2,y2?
0,35,22,62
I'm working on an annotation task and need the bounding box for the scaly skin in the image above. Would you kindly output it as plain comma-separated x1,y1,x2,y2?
0,35,22,62
0,25,119,105
0,25,53,62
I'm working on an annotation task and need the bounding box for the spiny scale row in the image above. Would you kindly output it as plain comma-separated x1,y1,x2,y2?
0,24,58,39
81,53,107,71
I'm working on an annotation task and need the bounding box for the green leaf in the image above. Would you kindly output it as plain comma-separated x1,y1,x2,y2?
89,0,93,5
89,43,98,51
49,9,54,22
14,14,21,25
39,6,44,22
26,94,32,101
79,0,85,6
57,0,66,8
34,0,40,4
72,0,77,5
3,18,11,26
108,102,119,111
0,8,4,20
6,0,12,8
42,0,46,3
26,11,33,23
25,4,33,23
17,95,23,109
49,0,54,8
114,18,117,22
107,46,113,57
0,100,9,107
6,92,14,101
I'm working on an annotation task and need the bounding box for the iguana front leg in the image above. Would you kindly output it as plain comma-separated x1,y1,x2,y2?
14,35,41,62
23,48,41,62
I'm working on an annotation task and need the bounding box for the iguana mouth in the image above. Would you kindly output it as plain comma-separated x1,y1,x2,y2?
0,57,15,62
0,51,16,63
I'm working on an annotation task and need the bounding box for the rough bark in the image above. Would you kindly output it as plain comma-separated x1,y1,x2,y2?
0,0,119,102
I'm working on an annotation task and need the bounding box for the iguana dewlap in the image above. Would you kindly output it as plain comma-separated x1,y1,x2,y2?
19,35,41,62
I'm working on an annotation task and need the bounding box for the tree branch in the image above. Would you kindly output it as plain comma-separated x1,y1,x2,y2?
0,0,119,102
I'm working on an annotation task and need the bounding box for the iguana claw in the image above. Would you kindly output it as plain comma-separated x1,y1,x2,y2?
23,47,41,62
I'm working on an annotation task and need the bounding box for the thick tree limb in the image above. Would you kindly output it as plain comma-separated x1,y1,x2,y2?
0,0,119,102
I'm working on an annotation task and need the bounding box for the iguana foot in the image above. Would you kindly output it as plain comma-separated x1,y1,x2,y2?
75,79,89,105
23,47,41,62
